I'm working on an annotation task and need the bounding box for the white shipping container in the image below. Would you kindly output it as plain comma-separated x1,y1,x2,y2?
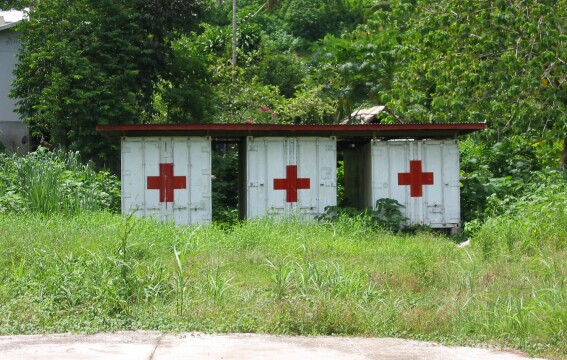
121,137,212,225
245,137,336,219
368,139,460,228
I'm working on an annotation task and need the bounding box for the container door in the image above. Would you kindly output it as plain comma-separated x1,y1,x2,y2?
171,137,212,225
246,137,284,217
422,140,460,227
122,137,162,219
370,140,460,228
296,137,337,217
371,140,415,221
121,137,212,225
246,137,336,219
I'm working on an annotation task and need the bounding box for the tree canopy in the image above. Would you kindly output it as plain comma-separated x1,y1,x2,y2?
5,0,567,165
386,0,566,140
9,0,205,163
311,0,566,164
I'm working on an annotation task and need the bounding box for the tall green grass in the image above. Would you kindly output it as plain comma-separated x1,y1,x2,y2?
0,206,565,358
0,148,120,214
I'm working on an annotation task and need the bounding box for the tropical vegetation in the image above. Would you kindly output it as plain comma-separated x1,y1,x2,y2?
0,0,564,166
0,0,566,358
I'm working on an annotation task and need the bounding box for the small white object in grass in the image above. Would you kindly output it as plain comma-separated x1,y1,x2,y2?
458,239,471,248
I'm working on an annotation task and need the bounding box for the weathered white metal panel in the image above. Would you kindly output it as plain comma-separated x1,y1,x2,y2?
369,139,460,228
246,137,336,220
121,137,212,225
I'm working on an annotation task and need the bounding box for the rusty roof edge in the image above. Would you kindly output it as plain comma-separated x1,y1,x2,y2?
97,122,486,131
96,123,487,139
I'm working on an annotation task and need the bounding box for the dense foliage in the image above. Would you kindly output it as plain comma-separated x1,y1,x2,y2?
385,1,566,143
9,0,205,163
0,147,120,214
5,0,566,166
459,135,566,222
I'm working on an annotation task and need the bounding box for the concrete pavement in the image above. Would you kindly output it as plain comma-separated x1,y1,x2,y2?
0,332,545,360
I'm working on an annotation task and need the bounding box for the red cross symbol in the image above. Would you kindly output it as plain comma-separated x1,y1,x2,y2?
398,160,434,197
273,165,311,203
147,163,186,203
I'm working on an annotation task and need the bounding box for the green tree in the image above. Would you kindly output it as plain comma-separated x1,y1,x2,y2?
253,51,306,98
311,0,566,163
0,0,30,9
383,0,566,163
280,0,374,42
310,13,399,119
155,35,214,124
11,0,205,163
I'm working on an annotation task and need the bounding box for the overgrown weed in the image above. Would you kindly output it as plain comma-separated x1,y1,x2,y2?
0,185,565,358
0,148,120,214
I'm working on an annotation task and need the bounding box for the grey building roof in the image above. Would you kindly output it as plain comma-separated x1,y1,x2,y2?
0,9,25,31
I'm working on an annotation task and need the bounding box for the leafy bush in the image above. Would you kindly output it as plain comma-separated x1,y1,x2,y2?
212,73,284,124
155,35,215,124
460,135,563,222
317,198,407,232
274,86,337,124
253,52,306,98
281,0,372,42
0,147,120,214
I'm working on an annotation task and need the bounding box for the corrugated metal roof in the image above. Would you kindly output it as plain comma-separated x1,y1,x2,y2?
97,123,486,140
